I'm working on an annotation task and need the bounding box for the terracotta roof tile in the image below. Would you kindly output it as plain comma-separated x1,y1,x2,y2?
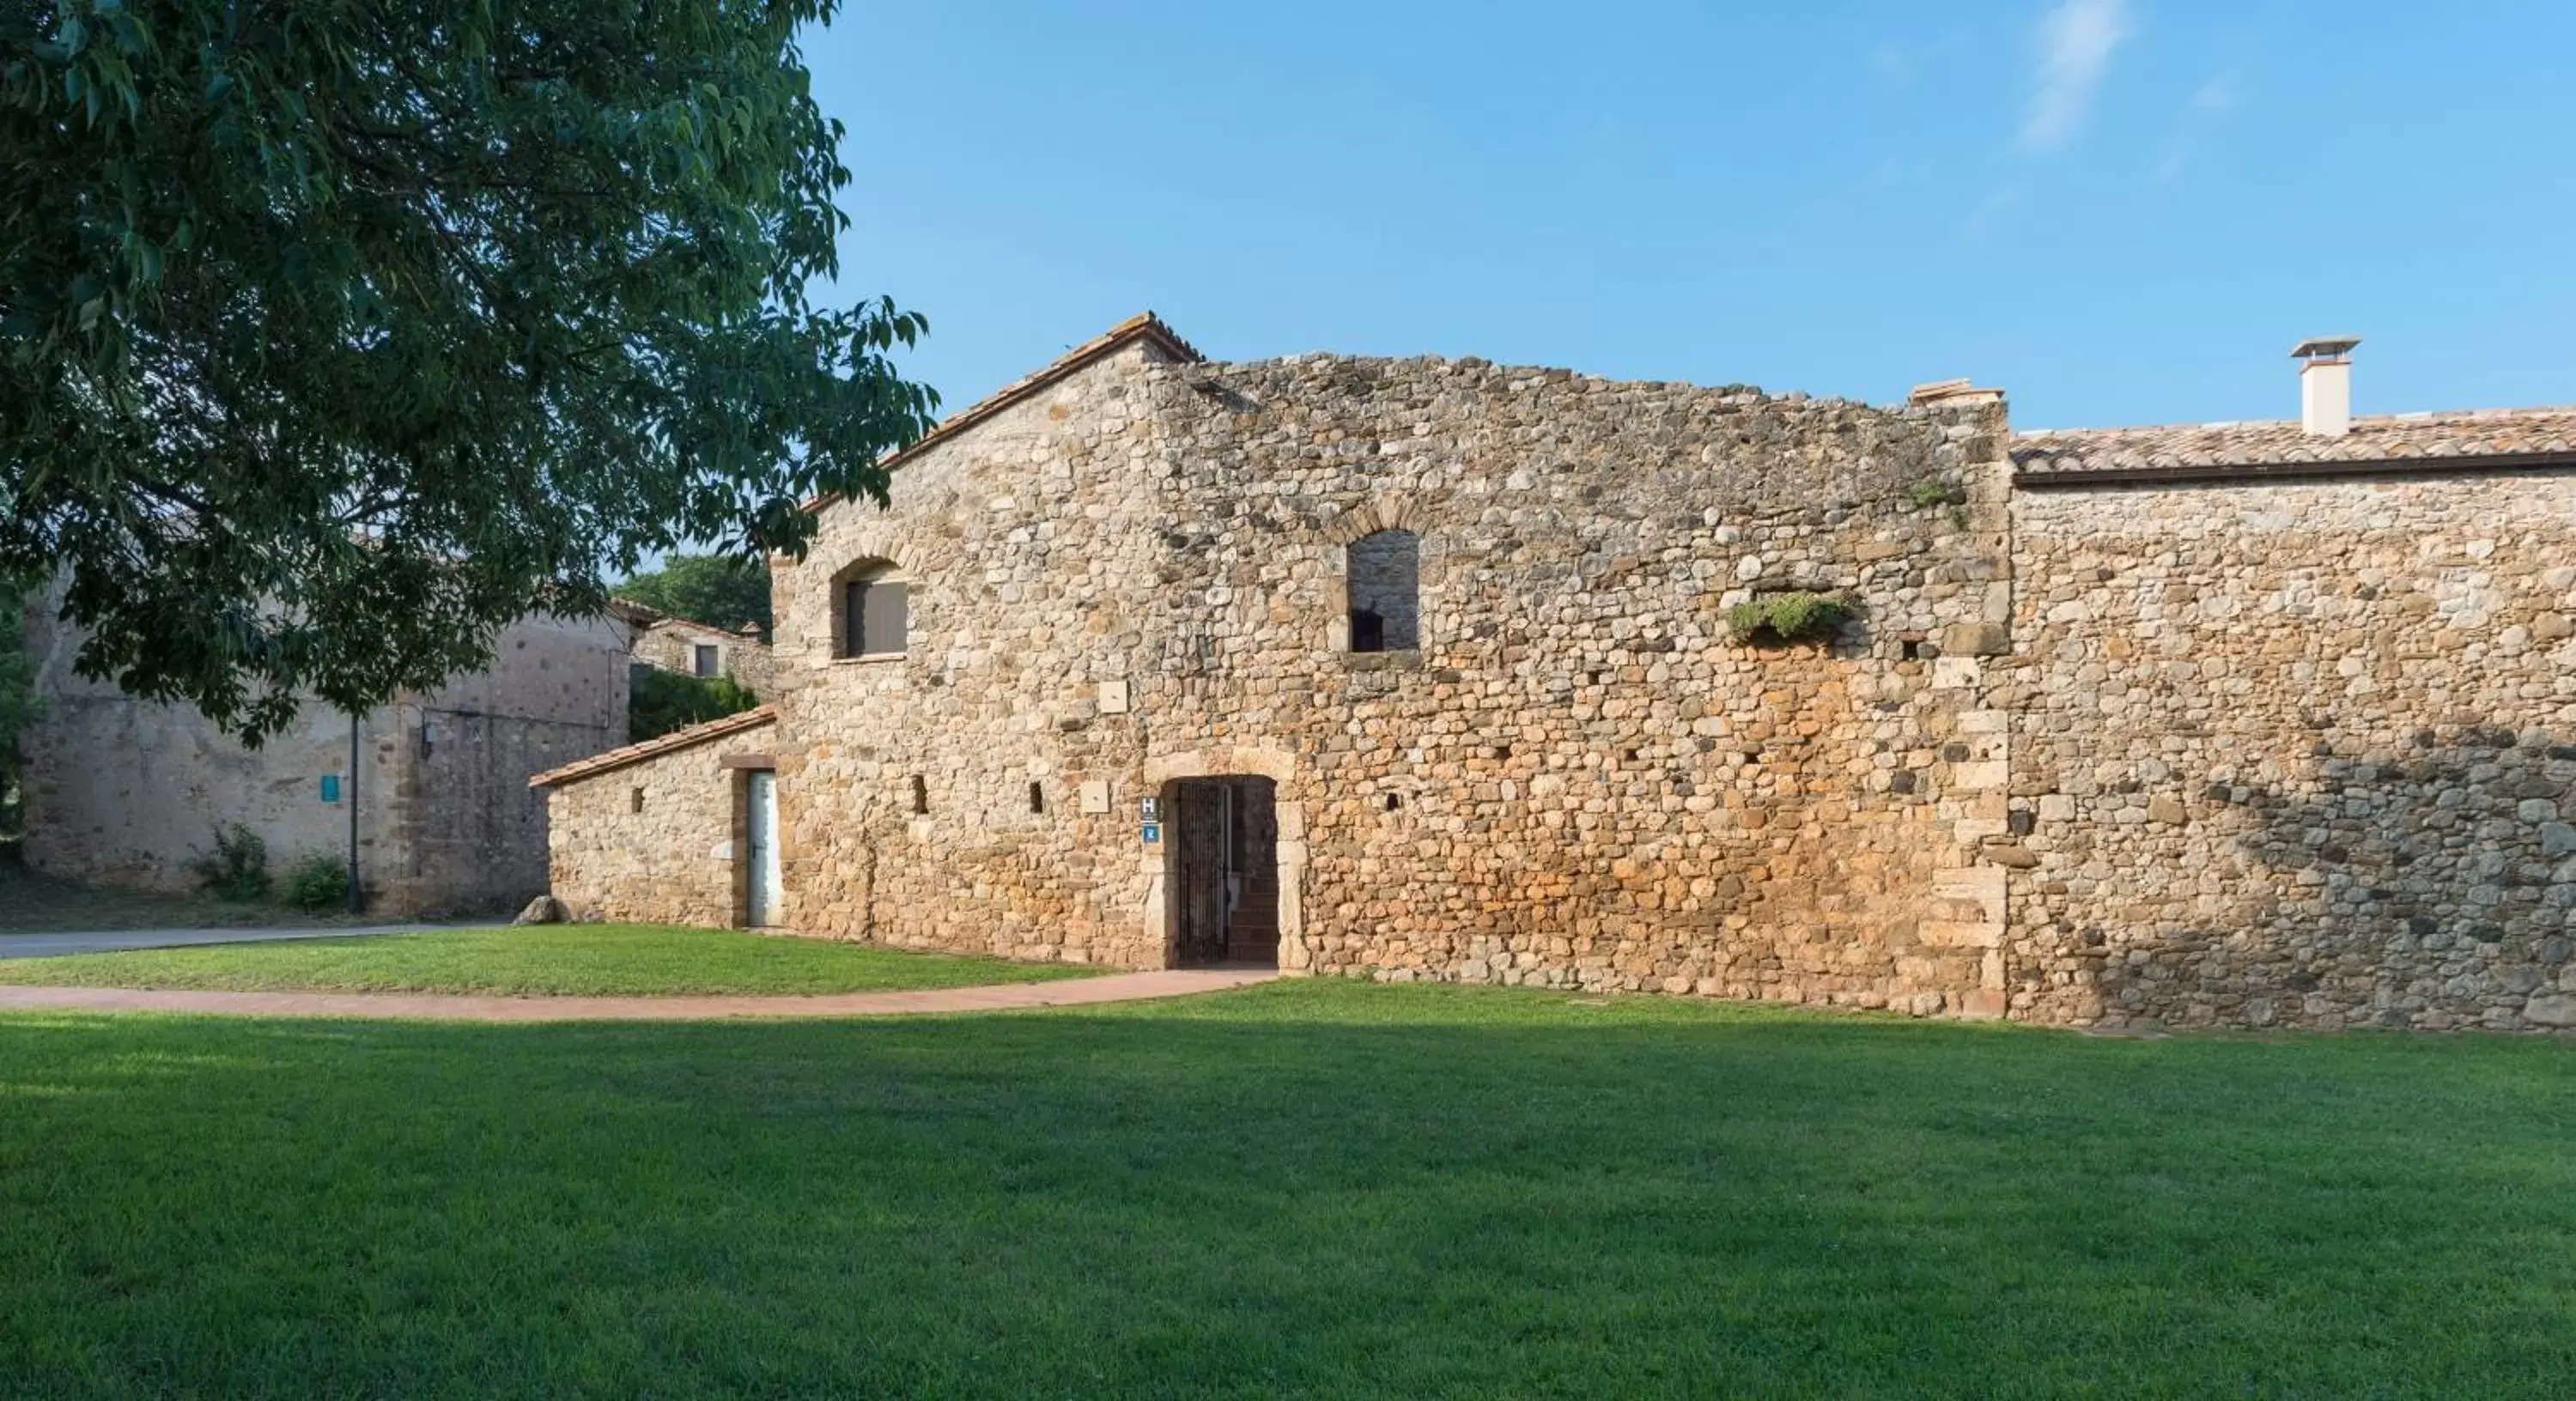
2012,405,2576,482
529,706,776,789
804,312,1202,512
646,616,769,645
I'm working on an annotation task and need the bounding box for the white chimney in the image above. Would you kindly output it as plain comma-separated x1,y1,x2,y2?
2292,336,2360,437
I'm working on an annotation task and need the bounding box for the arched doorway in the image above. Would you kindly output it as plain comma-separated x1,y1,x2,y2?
1163,775,1279,967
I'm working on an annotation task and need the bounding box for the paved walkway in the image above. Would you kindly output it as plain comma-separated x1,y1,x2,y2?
0,925,448,961
0,967,1279,1022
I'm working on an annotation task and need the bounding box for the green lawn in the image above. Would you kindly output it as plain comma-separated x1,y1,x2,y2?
0,864,387,935
0,923,1102,997
0,983,2570,1398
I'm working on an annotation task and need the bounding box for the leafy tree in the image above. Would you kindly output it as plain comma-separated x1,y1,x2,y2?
629,667,757,743
618,553,773,638
1,1,937,743
0,581,33,838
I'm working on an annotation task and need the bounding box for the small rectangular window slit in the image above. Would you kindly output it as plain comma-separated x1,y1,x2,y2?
909,775,928,815
1029,781,1045,815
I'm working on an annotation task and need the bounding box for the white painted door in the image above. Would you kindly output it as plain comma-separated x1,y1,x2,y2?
744,771,782,927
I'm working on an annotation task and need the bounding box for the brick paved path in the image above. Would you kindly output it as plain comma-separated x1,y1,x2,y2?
0,967,1278,1022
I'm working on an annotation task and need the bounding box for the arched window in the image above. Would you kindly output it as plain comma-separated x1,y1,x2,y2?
1346,530,1419,652
833,561,908,659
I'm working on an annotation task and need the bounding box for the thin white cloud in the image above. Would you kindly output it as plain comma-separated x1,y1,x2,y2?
1959,185,2026,248
2158,71,2241,182
2020,0,2135,153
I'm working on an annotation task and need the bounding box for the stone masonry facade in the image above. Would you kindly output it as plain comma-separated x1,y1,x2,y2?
539,708,776,926
2005,472,2576,1031
538,316,2576,1032
629,616,777,697
27,597,629,916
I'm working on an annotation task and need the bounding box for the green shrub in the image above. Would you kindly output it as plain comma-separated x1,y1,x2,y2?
185,823,272,901
629,666,759,742
282,852,350,912
1726,592,1855,647
1906,475,1967,511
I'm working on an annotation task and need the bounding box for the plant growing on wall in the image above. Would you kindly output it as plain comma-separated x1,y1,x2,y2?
1906,474,1967,511
1906,474,1971,529
1726,592,1855,647
630,670,758,743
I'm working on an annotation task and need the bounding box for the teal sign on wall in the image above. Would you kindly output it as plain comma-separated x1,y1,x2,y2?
319,775,341,803
1140,822,1161,844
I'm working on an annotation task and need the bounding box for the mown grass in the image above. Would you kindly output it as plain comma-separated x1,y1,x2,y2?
0,980,2571,1398
0,924,1101,997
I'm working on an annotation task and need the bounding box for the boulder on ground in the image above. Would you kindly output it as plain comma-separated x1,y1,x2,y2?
513,895,567,926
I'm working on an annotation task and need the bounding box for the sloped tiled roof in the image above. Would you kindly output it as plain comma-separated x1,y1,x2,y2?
646,615,765,642
529,706,776,789
805,312,1202,512
2013,406,2576,483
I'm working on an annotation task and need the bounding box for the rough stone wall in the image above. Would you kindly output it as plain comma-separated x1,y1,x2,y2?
764,343,1182,967
633,619,776,696
20,586,404,901
19,591,625,917
764,344,2018,1013
391,614,632,914
2006,471,2576,1031
527,322,2576,1033
544,721,772,927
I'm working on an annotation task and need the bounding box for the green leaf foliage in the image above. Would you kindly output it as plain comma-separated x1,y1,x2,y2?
280,852,349,913
1906,474,1967,510
1726,592,1854,647
183,822,270,901
0,582,33,838
618,553,773,637
629,666,756,743
1,2,939,743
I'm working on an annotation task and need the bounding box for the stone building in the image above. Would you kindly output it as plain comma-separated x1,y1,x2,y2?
624,605,776,697
2000,343,2576,1032
23,594,631,916
538,318,2576,1032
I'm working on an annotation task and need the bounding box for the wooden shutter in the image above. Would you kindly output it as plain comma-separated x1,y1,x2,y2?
862,580,908,655
848,578,908,656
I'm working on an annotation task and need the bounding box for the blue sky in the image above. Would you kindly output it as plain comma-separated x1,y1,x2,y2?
805,2,2576,432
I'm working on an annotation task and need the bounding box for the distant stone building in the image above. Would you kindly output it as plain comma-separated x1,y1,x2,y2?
623,605,775,697
538,319,2576,1033
22,593,630,917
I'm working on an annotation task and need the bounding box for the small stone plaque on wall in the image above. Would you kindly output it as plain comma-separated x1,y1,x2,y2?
1097,680,1131,714
1078,781,1111,814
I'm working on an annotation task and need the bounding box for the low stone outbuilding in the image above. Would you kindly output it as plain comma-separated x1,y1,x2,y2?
532,707,781,927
